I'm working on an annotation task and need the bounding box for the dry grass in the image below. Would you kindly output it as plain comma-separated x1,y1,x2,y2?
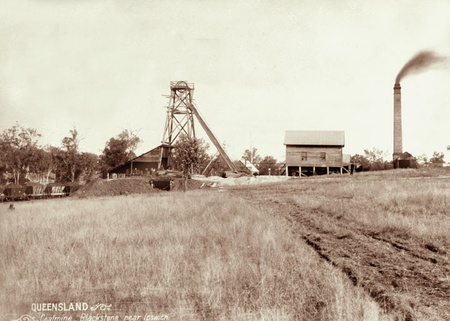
226,171,450,319
1,191,390,320
288,176,450,249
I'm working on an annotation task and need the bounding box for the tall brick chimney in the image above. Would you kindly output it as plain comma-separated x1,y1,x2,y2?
393,83,402,160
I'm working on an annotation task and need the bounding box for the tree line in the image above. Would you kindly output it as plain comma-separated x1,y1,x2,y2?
0,123,141,185
351,147,448,171
0,124,282,186
2,123,447,185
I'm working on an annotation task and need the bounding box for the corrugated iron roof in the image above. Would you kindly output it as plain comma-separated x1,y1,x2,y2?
284,130,345,146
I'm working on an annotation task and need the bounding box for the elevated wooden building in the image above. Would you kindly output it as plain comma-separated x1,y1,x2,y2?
284,130,345,176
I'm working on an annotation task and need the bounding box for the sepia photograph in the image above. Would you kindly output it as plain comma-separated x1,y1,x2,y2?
1,1,450,320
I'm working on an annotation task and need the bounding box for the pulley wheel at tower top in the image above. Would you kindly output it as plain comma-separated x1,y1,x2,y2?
171,81,191,90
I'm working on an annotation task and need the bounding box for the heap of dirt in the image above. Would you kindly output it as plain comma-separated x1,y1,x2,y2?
72,177,155,198
72,177,207,198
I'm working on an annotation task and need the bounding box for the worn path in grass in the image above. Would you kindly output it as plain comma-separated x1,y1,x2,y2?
229,179,450,321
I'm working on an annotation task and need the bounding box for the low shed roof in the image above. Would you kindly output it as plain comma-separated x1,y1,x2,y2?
284,130,345,147
108,144,166,174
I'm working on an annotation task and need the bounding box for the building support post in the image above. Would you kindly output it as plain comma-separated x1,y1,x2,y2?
286,165,288,176
340,167,343,175
327,167,329,175
313,166,315,175
299,166,302,177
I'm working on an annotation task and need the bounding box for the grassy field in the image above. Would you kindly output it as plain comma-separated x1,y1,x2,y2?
292,176,450,249
0,190,391,321
229,169,450,320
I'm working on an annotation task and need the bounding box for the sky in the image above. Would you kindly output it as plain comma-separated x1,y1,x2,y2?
1,0,449,162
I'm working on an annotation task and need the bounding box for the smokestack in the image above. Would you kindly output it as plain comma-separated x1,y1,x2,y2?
393,83,402,160
392,50,446,164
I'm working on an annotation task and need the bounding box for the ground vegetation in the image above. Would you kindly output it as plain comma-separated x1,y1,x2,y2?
229,170,450,320
429,151,445,165
0,122,42,183
1,188,392,320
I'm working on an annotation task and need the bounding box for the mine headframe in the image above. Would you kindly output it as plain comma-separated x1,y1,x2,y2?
159,81,237,173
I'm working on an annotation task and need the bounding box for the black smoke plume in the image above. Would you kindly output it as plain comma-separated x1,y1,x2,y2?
395,50,446,84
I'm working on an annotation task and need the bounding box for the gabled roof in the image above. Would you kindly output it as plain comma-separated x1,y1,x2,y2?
127,144,166,163
234,160,251,174
108,144,166,173
284,130,345,147
394,151,415,160
240,159,259,174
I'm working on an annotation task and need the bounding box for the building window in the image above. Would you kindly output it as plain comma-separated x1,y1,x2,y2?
301,152,307,161
320,152,326,160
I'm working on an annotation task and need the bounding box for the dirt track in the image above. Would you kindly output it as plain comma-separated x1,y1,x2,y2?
229,181,450,321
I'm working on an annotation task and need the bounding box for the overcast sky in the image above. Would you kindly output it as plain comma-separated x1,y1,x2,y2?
1,0,449,162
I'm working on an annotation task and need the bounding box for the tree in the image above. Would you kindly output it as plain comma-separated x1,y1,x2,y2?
193,138,210,172
350,154,370,171
28,146,55,183
173,135,201,191
99,138,129,176
79,152,99,182
242,148,262,164
172,137,210,173
99,130,142,177
52,148,68,183
415,154,429,167
429,151,445,165
363,147,388,171
59,127,83,182
0,123,42,183
257,156,278,175
117,129,141,153
0,137,7,185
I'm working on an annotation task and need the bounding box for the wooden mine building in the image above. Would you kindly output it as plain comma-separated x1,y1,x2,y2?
284,130,346,176
393,151,417,169
108,145,170,178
